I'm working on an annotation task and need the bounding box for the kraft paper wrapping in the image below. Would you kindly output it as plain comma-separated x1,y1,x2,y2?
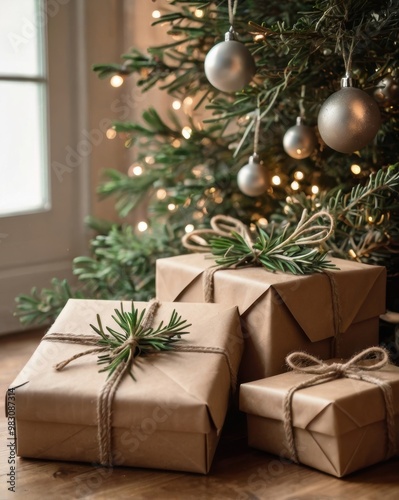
239,363,399,477
156,254,386,382
7,299,243,473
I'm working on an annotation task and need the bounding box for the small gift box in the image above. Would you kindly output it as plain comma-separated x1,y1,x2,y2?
156,253,386,382
6,299,243,474
239,348,399,477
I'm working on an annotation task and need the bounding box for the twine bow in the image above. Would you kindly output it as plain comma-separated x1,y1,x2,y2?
182,211,334,255
283,347,397,464
182,210,335,303
182,214,254,254
44,299,237,466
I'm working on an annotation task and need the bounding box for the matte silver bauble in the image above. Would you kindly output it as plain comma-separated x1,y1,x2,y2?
283,118,317,159
237,154,268,197
317,87,381,154
374,75,399,105
204,32,256,93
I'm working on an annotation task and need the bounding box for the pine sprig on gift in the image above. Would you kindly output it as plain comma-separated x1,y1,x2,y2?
90,302,191,378
209,211,337,275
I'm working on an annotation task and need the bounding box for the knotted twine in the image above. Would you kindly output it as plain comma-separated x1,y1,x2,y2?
182,210,334,303
182,211,343,356
283,347,397,464
44,299,237,466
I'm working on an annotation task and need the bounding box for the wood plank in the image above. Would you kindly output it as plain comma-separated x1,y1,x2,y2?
1,330,398,499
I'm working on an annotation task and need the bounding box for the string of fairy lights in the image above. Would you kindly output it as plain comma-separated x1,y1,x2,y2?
102,2,391,236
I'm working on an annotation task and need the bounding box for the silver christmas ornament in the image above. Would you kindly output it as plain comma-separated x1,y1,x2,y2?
283,117,317,159
318,77,381,154
237,154,268,197
204,30,256,93
374,75,399,105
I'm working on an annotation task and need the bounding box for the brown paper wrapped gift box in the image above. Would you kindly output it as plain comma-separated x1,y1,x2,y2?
7,299,243,474
239,359,399,477
156,254,386,382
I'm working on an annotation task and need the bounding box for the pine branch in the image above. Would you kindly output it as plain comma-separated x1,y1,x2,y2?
91,302,191,378
283,165,399,270
14,279,85,326
329,166,399,224
73,225,183,300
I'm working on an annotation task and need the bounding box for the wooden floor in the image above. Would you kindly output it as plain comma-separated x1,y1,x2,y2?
1,329,398,500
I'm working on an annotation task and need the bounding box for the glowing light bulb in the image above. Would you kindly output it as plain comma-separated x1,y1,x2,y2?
272,175,281,186
172,139,181,148
168,203,176,211
254,34,264,42
137,221,148,232
348,249,357,259
106,128,117,139
351,164,361,175
294,170,304,180
156,189,167,200
182,126,192,139
258,217,268,226
185,224,194,233
311,185,319,194
145,156,155,165
194,9,204,18
152,10,161,19
183,97,194,107
291,180,300,190
110,75,124,87
128,164,143,176
172,100,181,110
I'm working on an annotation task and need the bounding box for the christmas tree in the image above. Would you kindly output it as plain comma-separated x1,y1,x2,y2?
16,0,399,326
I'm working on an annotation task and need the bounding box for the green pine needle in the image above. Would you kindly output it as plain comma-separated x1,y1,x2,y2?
89,302,191,378
208,220,336,275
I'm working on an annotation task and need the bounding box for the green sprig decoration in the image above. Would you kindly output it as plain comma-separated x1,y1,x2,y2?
182,211,337,275
90,302,191,378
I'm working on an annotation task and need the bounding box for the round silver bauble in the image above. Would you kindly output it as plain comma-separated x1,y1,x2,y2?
317,86,381,154
374,75,399,105
283,118,317,159
204,32,256,93
237,154,268,197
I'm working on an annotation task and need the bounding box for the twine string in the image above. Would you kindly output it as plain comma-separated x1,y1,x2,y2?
323,270,343,357
182,214,254,253
174,344,237,391
283,348,397,464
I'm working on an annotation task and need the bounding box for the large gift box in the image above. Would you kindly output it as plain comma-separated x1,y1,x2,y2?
6,299,243,474
156,254,386,382
239,349,399,477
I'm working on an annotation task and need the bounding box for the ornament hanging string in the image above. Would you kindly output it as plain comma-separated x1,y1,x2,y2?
253,106,261,155
283,348,397,464
228,0,239,31
341,36,356,78
299,85,306,120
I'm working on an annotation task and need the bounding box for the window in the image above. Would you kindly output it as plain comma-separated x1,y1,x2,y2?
0,0,49,217
0,0,127,334
0,0,89,334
